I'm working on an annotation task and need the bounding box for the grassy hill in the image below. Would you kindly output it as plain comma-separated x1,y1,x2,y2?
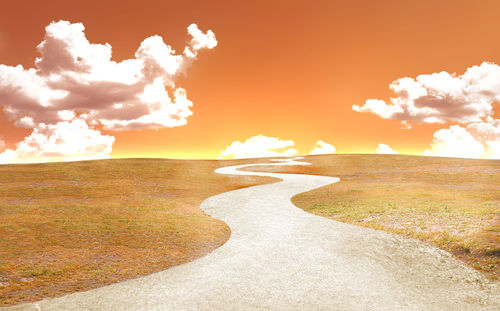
0,158,275,306
247,154,500,281
1,155,498,306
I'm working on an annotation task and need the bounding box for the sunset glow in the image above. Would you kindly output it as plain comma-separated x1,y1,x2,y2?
0,0,499,161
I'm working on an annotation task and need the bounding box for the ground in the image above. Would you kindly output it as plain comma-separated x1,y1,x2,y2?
0,158,275,306
1,155,499,306
246,154,500,280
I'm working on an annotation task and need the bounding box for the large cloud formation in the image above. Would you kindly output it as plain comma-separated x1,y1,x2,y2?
0,20,216,163
218,135,298,159
353,62,500,159
353,62,500,125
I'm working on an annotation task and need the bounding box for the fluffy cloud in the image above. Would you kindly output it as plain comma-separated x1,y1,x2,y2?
184,24,217,58
354,61,500,159
218,135,298,159
424,119,500,159
309,140,336,155
375,143,397,154
467,119,500,158
0,118,114,163
0,21,216,163
0,20,216,130
353,62,500,126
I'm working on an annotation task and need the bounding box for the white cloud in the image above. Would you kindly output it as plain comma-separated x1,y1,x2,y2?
0,20,216,163
353,99,403,119
0,118,115,163
424,119,500,159
424,125,485,158
467,118,500,159
0,139,5,151
0,20,216,131
184,24,217,57
218,135,298,159
353,62,500,126
309,140,336,155
375,143,397,154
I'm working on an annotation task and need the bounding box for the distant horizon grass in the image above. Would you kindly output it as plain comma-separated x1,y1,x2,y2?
0,157,276,306
246,154,500,280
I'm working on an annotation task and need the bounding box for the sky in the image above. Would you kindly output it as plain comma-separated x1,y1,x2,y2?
0,0,499,162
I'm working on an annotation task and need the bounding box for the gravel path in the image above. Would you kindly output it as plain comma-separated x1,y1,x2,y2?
5,157,499,310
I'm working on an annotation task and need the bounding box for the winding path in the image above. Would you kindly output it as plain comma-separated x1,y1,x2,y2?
7,157,499,310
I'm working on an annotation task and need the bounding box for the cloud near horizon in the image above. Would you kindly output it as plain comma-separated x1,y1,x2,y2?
375,143,397,154
353,62,500,126
218,135,298,159
354,62,500,159
424,118,500,159
0,118,115,163
0,20,217,163
309,140,336,155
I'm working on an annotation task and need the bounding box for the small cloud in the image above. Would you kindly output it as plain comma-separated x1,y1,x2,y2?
375,143,397,154
309,140,336,155
218,135,298,159
184,24,217,58
353,62,500,126
353,99,402,120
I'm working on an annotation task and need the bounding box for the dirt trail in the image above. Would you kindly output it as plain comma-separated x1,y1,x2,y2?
5,157,499,310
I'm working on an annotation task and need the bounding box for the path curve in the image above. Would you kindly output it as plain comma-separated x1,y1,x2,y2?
5,157,499,310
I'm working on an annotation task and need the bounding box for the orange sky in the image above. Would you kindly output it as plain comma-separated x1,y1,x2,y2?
0,0,499,159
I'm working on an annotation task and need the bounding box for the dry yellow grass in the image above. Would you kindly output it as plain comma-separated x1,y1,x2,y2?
0,158,275,306
3,155,498,306
248,154,500,280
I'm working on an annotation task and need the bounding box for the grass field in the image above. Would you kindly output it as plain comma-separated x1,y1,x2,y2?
2,155,498,306
0,158,276,306
247,154,500,280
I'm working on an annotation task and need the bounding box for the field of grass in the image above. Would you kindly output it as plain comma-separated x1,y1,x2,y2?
2,155,498,306
248,154,500,280
0,158,276,306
